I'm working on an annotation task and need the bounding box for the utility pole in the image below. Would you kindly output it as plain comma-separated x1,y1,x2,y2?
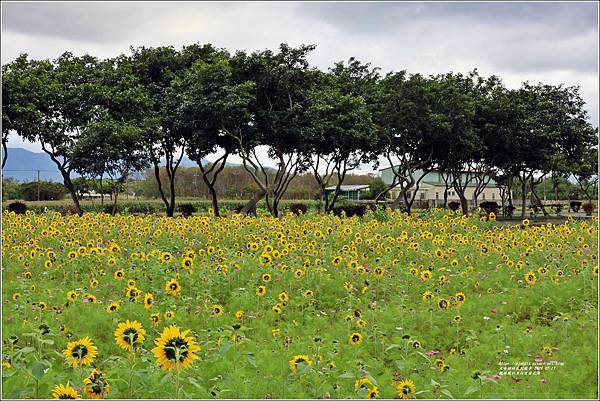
543,177,546,201
37,170,41,202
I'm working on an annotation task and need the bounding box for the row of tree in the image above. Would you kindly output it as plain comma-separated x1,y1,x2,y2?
3,43,597,217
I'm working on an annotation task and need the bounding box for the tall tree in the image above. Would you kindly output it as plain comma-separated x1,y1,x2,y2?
372,72,441,213
130,44,219,216
70,56,151,215
569,146,598,202
230,44,317,217
3,53,102,215
2,63,12,169
307,67,378,213
166,54,254,217
428,72,478,215
509,83,597,216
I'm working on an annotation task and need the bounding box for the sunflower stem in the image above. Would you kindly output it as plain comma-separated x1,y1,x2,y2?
175,349,181,399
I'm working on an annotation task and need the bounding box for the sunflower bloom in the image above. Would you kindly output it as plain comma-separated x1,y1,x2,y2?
63,337,98,368
114,320,146,352
52,383,81,399
152,325,200,371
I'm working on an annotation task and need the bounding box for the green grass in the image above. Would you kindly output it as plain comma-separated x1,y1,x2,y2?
1,209,597,399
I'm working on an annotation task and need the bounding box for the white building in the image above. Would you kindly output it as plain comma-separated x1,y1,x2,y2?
379,167,507,208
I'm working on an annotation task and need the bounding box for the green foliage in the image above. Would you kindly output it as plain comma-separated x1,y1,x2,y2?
1,211,597,399
20,181,68,201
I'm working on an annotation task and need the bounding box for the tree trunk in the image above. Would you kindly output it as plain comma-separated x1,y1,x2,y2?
208,185,220,217
457,189,468,215
241,188,267,215
111,191,119,216
530,179,548,216
168,173,176,217
520,174,527,217
62,172,82,216
2,140,7,169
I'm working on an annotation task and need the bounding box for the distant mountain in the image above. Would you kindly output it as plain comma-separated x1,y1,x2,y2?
2,148,68,182
1,147,218,182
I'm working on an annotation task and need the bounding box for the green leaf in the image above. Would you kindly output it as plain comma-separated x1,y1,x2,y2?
159,372,174,386
385,344,401,352
246,353,257,368
430,378,441,387
16,347,36,356
39,339,54,345
188,377,204,390
395,360,405,370
440,389,455,399
296,361,312,375
464,385,480,396
365,374,378,387
338,373,355,379
219,341,233,356
30,360,50,381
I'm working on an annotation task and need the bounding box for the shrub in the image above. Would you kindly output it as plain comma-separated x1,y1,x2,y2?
126,203,158,215
289,203,308,215
103,204,120,215
570,201,582,212
582,202,595,216
448,201,460,211
59,206,81,216
7,201,28,215
371,205,389,222
179,203,197,217
479,201,499,215
331,204,367,218
20,181,69,201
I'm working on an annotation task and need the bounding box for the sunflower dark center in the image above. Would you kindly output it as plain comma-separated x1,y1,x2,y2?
71,344,88,359
170,284,178,290
58,394,75,399
352,335,360,342
164,338,189,362
123,328,139,344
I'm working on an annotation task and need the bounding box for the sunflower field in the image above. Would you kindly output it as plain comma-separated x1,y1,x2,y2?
1,209,598,399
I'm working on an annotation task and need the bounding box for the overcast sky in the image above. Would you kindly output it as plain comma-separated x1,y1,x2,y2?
2,1,598,172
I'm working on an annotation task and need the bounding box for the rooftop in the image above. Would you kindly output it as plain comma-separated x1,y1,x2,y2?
325,185,370,191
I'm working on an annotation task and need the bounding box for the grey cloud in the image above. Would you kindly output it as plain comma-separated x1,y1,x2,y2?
1,2,241,43
1,1,597,127
296,2,597,37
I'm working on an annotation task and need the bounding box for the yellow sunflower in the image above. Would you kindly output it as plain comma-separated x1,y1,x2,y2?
289,354,313,374
63,337,98,368
66,291,78,302
105,301,121,313
83,369,110,399
165,279,181,296
524,271,537,286
114,320,146,352
396,378,416,399
113,270,125,280
152,325,201,371
181,257,193,270
126,286,141,302
52,383,81,399
256,285,267,297
350,332,363,346
143,293,154,309
212,304,224,317
150,313,161,326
